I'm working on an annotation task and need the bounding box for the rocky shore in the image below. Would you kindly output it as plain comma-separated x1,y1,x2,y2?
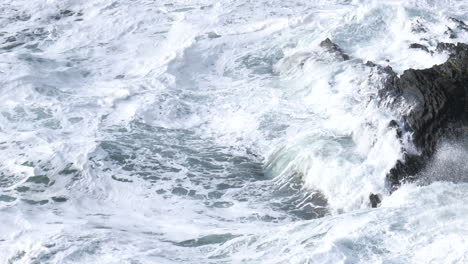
320,39,468,191
381,42,468,188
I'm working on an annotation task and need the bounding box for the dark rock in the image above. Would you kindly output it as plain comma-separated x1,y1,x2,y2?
319,38,350,61
388,120,398,128
365,61,377,67
409,43,430,53
436,42,457,53
381,42,468,187
445,27,458,39
411,20,428,33
449,17,468,31
365,59,395,77
387,154,424,188
369,193,381,208
388,120,403,138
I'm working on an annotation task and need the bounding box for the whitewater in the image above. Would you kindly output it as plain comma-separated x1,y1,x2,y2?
0,0,467,263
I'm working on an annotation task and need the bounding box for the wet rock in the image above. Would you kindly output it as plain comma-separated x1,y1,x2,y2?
388,120,403,138
411,20,428,33
381,42,468,187
449,17,468,31
365,59,395,77
319,38,350,61
369,193,381,208
387,154,424,189
409,43,430,53
436,42,457,53
444,27,457,39
388,120,398,128
365,61,377,67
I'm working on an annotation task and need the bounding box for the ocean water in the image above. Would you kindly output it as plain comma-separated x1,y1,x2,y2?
0,0,467,263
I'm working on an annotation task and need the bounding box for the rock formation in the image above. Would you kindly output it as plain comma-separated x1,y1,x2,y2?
380,42,468,188
319,38,350,61
409,43,430,53
320,38,468,191
369,193,382,208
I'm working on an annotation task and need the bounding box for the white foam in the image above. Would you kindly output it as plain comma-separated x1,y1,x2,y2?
1,0,468,263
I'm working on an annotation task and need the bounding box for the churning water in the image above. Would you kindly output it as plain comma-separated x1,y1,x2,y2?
0,0,467,263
